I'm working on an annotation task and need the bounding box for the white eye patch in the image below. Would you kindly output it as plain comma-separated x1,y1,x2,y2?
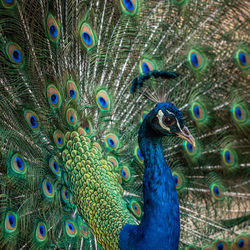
156,110,170,131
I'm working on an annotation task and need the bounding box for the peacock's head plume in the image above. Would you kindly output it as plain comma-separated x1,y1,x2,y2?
143,102,195,149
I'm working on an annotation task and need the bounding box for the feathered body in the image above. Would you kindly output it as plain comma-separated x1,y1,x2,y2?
0,0,249,249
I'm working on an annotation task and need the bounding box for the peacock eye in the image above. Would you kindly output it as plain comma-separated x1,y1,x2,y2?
163,116,176,126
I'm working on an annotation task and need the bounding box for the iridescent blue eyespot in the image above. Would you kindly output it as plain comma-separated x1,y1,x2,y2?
16,157,24,170
8,214,15,227
58,137,62,144
69,89,76,98
193,105,200,118
47,15,60,42
129,200,142,218
49,24,58,39
237,239,244,248
121,166,131,181
30,115,38,128
188,49,205,70
12,49,22,63
123,0,134,11
191,53,198,67
121,0,137,15
53,161,58,171
135,146,144,163
187,142,193,152
98,96,108,108
82,32,93,46
80,23,96,50
105,133,119,150
7,43,24,66
235,107,242,119
216,242,223,250
85,127,89,133
137,148,143,160
210,184,224,200
65,220,77,237
121,169,126,177
225,151,231,163
5,211,17,233
142,62,150,73
173,175,178,185
50,94,58,105
39,225,46,237
239,52,247,66
2,0,16,8
235,49,249,69
46,181,52,193
10,154,27,175
35,222,49,242
64,189,69,199
108,138,115,147
96,90,111,111
68,222,73,230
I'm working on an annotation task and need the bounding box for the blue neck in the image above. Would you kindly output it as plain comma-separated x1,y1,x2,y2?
120,122,180,250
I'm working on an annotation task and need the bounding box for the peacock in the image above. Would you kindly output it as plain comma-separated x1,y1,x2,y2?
0,0,249,249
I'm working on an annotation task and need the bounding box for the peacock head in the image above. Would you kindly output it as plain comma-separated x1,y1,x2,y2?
144,102,195,149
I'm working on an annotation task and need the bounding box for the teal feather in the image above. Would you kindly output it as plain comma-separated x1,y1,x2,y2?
0,0,249,249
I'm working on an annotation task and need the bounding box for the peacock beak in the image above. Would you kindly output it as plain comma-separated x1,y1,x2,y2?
176,126,195,150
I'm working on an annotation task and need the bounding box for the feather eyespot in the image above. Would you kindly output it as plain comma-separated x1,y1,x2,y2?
135,146,144,163
24,110,40,131
121,166,131,181
80,223,89,239
232,235,249,249
82,120,93,135
66,108,78,127
104,133,119,150
210,184,224,201
6,43,24,66
188,49,206,71
184,141,195,155
107,156,119,169
235,49,249,69
213,240,228,250
120,0,138,15
96,90,111,111
61,187,70,204
129,200,142,218
47,85,62,108
221,148,237,168
47,15,60,42
67,81,79,102
65,220,77,237
49,157,61,177
2,0,16,8
10,154,27,175
5,211,17,233
191,102,206,122
53,130,65,148
35,222,47,242
78,127,87,136
42,179,55,199
232,104,248,124
172,172,183,190
80,23,97,50
139,59,155,74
